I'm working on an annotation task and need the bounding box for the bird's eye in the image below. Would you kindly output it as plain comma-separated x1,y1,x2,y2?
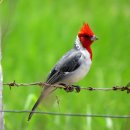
84,35,90,38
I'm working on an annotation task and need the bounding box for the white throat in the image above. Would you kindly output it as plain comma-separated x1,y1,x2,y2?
74,36,84,50
74,36,91,61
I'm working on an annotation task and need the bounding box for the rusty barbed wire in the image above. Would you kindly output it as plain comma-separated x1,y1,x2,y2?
3,81,130,93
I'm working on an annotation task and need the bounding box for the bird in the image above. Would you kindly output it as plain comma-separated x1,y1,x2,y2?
28,23,98,121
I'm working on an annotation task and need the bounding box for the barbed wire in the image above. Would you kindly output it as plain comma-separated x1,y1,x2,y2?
3,81,130,93
2,81,130,119
1,110,130,119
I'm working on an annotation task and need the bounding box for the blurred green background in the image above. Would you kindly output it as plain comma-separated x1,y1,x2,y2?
1,0,130,130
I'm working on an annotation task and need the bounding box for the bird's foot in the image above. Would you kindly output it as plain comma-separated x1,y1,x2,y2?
64,86,74,92
59,83,80,92
72,85,80,93
59,83,74,92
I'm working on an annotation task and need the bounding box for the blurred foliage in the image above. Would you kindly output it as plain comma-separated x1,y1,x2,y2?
1,0,130,130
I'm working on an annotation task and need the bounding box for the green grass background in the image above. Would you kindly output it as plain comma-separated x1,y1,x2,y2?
1,0,130,130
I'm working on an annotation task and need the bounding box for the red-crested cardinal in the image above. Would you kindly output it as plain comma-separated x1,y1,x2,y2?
28,23,98,121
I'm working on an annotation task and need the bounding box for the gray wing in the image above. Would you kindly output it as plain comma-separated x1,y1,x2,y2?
46,49,82,84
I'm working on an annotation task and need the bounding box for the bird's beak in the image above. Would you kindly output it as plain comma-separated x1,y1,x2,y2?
91,35,98,41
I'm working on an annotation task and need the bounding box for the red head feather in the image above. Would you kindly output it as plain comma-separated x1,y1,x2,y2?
78,23,96,60
78,23,94,37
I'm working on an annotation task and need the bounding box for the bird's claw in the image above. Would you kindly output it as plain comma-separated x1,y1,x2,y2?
59,83,80,93
64,86,74,92
72,85,80,93
59,83,74,92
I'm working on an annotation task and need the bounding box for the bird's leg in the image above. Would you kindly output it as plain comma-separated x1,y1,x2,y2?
59,83,74,92
72,85,80,93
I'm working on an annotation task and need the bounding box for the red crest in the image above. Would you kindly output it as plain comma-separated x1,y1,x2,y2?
78,23,94,37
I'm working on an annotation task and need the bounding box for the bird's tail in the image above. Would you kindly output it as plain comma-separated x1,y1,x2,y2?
28,86,56,121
